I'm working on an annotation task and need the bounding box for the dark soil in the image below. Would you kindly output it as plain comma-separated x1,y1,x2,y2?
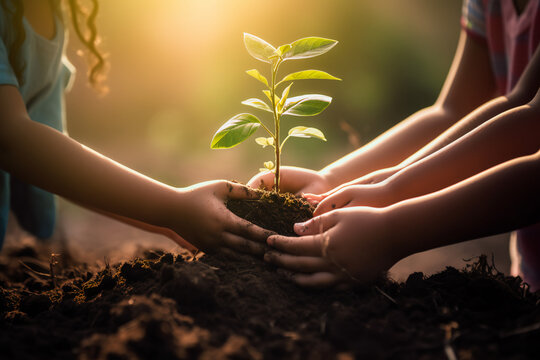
0,242,539,360
227,190,314,236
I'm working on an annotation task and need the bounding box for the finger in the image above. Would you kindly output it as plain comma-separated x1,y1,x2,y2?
223,181,260,200
319,184,347,198
302,193,325,205
264,251,333,273
293,272,343,288
247,171,274,190
314,191,351,216
222,232,267,255
268,233,326,256
293,213,338,236
226,212,275,243
250,166,315,194
343,199,362,208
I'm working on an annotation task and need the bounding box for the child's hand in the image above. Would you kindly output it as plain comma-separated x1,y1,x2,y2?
313,183,391,216
173,180,274,254
247,166,333,195
264,207,401,288
302,167,400,207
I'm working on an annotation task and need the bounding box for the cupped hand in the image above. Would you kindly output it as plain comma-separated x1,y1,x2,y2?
173,180,275,255
264,207,401,288
247,166,333,195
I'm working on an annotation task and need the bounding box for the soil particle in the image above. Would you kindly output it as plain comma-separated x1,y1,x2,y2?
19,292,52,316
119,259,153,283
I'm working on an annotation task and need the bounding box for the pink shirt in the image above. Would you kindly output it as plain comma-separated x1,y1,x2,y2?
462,0,540,94
462,0,540,290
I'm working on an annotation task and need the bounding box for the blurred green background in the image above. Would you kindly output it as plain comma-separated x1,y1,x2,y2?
54,1,511,277
64,0,462,187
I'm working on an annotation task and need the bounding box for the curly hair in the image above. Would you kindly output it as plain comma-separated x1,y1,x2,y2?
1,0,107,90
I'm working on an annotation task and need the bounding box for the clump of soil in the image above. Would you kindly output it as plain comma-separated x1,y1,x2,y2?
227,189,314,236
0,242,539,360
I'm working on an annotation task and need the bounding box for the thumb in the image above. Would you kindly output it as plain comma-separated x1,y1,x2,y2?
247,171,275,190
224,181,260,200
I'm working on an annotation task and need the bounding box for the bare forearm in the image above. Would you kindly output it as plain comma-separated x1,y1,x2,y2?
400,96,516,166
401,46,540,167
389,150,540,257
320,32,498,188
386,99,540,204
320,105,458,186
0,115,178,228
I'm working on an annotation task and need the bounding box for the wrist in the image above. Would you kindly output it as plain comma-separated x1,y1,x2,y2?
385,194,452,260
161,187,189,231
384,201,424,261
376,206,411,266
318,166,342,190
379,174,403,207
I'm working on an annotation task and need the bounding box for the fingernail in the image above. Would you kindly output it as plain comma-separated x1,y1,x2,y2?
267,236,275,246
294,222,306,234
264,253,271,262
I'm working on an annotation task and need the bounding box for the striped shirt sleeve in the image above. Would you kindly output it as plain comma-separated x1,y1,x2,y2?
461,0,487,39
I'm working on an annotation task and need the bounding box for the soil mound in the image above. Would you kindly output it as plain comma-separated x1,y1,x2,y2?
0,243,539,359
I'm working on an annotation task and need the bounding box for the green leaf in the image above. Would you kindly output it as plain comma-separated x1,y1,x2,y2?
283,94,332,116
278,83,293,112
243,33,277,63
288,126,327,141
211,113,261,149
277,44,291,56
282,37,338,60
279,70,341,85
259,161,275,172
255,137,275,148
263,90,280,105
241,98,272,112
246,69,269,87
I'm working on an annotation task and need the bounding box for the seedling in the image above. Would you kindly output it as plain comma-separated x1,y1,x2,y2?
211,33,340,192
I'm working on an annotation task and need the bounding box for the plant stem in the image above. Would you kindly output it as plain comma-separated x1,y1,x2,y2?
270,60,282,192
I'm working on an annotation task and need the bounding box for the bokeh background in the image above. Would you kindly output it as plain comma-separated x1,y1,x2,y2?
16,0,511,279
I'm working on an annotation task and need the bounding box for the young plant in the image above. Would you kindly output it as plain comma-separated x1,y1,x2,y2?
211,33,340,192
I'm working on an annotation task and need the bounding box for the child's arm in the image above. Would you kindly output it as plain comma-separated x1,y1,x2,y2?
319,45,540,192
314,87,540,214
249,31,497,193
387,45,540,172
0,85,272,254
264,149,540,287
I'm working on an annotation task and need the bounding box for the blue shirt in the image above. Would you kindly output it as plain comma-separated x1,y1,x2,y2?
0,8,74,246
